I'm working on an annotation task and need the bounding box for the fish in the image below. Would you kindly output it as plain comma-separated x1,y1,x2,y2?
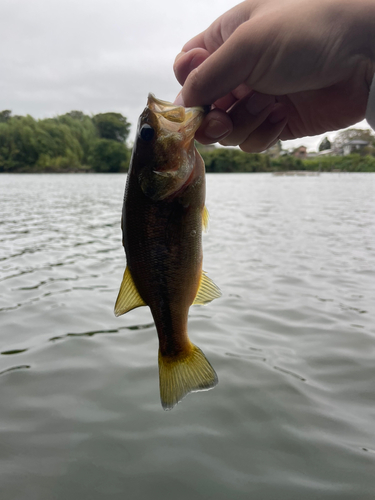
114,94,221,410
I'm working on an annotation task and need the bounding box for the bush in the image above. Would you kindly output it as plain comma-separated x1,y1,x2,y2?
91,139,130,173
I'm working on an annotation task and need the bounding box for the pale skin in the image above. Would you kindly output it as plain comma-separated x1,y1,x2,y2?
173,0,375,153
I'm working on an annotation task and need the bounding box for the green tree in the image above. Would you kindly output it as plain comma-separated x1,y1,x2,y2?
319,137,331,151
38,119,83,163
200,147,270,173
270,155,303,171
2,115,40,171
65,110,87,121
332,128,374,151
92,113,130,143
0,110,12,123
57,112,98,165
91,139,130,173
0,110,133,172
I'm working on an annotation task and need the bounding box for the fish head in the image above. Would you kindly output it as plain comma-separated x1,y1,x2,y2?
132,94,206,201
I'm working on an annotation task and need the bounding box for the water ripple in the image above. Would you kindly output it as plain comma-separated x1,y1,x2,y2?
1,173,375,500
0,365,31,376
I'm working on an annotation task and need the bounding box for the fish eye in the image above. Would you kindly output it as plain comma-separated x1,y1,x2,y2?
140,124,154,142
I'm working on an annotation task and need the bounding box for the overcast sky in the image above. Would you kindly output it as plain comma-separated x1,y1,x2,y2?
0,0,369,152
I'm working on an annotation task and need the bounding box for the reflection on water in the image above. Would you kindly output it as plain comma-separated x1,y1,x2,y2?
1,173,375,500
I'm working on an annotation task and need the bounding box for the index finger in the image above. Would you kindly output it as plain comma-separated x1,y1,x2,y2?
180,23,257,107
182,32,209,53
174,48,211,87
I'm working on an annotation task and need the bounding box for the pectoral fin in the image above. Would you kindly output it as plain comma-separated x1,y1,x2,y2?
193,271,221,305
114,266,146,317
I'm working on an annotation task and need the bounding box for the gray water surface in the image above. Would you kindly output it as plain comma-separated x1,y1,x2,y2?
1,173,375,500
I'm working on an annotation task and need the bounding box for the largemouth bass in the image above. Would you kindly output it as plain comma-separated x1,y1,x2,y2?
115,94,221,410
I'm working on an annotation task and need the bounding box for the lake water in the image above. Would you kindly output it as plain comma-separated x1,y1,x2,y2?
1,173,375,500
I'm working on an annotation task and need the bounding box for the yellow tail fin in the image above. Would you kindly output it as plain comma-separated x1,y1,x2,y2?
158,344,218,410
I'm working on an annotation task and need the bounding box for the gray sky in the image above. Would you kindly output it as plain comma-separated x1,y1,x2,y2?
0,0,369,152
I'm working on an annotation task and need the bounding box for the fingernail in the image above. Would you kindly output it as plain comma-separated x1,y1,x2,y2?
205,119,230,140
246,93,274,116
174,92,185,106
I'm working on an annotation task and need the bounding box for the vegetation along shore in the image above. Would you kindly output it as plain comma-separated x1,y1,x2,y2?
1,110,375,173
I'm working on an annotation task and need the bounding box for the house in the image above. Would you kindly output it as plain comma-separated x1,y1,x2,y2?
292,146,307,159
342,140,369,156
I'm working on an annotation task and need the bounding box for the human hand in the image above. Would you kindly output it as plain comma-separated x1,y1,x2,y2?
174,0,375,152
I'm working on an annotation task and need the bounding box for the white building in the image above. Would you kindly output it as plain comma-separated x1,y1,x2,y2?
342,140,369,156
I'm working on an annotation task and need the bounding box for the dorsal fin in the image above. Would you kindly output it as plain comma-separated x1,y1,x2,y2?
114,266,146,317
193,271,221,305
202,205,209,233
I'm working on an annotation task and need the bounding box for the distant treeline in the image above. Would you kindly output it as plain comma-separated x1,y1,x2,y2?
0,110,131,173
1,110,375,173
199,147,375,173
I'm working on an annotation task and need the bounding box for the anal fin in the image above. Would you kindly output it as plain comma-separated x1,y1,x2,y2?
193,271,221,305
114,266,146,317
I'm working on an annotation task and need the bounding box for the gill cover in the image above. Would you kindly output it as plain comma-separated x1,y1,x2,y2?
136,94,206,201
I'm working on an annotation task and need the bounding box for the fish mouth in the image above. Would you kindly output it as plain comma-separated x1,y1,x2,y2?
137,94,206,199
147,93,206,140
